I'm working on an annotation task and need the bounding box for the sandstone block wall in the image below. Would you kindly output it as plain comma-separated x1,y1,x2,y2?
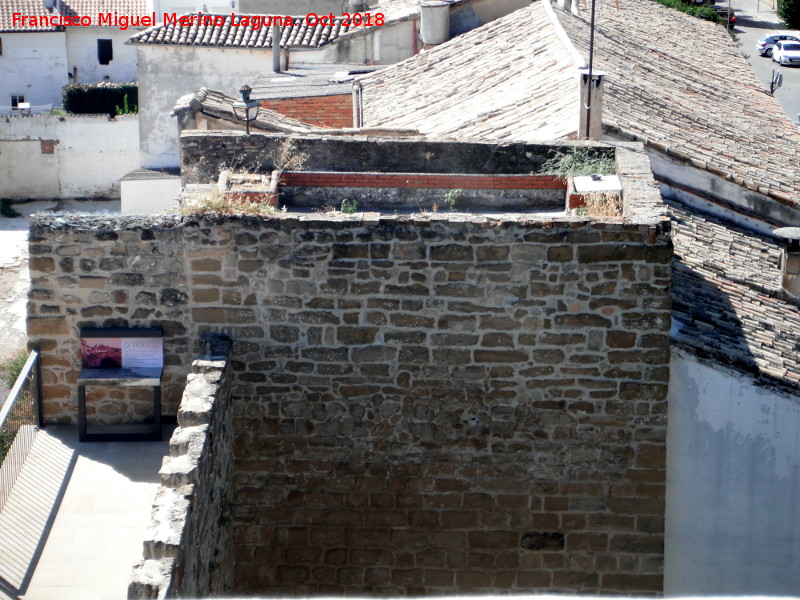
27,217,192,423
129,333,235,599
223,215,672,596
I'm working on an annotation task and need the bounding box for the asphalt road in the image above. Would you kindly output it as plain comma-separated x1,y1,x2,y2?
727,0,800,123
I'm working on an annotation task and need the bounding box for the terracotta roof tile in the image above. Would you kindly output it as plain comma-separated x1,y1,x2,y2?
128,13,352,48
557,0,800,204
358,1,583,142
174,87,327,133
0,0,145,32
361,0,800,205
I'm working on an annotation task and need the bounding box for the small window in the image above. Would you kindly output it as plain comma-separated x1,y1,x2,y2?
11,94,25,110
97,39,113,65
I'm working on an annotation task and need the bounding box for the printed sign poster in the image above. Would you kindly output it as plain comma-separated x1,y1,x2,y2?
81,337,163,368
81,337,123,368
122,338,164,368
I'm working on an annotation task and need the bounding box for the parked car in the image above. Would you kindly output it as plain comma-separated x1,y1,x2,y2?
773,40,800,66
756,33,800,57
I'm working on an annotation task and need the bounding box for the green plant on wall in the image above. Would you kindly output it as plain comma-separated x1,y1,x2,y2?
541,147,616,177
443,189,463,211
114,93,137,116
341,199,358,214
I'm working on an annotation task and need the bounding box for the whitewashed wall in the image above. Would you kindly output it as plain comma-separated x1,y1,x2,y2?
0,32,68,108
0,115,139,199
65,28,139,85
239,0,339,15
137,45,275,168
665,350,800,595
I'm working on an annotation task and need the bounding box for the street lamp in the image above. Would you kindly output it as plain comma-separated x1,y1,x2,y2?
232,84,260,135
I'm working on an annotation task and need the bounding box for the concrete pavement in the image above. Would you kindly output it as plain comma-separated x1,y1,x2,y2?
0,426,169,600
729,0,800,122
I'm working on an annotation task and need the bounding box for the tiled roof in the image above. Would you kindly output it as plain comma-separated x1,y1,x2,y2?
174,87,327,133
362,0,800,205
669,198,800,391
556,0,800,205
358,0,584,141
128,13,353,48
0,0,145,32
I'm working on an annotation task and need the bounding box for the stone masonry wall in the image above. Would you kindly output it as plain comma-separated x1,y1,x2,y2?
27,217,192,423
28,153,671,595
129,333,235,599
223,215,672,596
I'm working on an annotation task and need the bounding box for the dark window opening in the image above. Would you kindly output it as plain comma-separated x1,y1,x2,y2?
97,39,113,65
11,94,25,110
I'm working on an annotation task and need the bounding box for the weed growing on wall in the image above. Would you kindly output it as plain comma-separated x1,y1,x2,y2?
341,199,359,214
272,139,309,173
541,148,616,177
583,190,622,217
443,189,463,211
182,189,284,216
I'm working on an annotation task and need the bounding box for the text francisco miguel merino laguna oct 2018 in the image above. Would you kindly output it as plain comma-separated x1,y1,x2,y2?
11,11,386,30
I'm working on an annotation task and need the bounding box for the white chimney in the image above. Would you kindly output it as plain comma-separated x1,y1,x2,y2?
578,68,606,141
420,1,450,46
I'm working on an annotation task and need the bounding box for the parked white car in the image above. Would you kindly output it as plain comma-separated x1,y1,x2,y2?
773,40,800,66
756,33,800,57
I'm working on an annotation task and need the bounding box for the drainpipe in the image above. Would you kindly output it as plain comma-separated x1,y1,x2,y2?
272,23,281,72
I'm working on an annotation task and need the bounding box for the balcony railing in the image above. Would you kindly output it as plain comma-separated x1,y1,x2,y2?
0,350,43,512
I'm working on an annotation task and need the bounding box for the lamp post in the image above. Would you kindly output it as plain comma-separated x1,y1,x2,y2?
232,84,260,135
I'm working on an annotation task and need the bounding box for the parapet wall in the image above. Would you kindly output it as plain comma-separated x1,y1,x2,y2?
129,333,235,599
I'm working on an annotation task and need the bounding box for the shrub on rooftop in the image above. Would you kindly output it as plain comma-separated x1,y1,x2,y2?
62,82,138,118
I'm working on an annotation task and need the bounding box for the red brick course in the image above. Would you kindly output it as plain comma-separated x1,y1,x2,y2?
281,171,566,191
260,94,353,129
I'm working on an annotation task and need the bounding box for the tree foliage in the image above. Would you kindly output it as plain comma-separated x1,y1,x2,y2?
779,0,800,29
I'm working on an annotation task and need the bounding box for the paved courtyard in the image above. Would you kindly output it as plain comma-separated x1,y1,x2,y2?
0,426,169,600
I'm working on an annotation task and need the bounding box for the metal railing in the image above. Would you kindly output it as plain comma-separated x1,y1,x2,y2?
0,350,43,512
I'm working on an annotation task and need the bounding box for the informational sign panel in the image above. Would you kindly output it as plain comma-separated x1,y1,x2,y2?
81,336,163,369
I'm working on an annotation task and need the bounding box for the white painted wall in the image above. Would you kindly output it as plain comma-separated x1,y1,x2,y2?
239,0,340,15
0,32,68,109
65,28,139,85
0,115,139,199
147,0,240,21
290,19,415,65
120,175,182,214
468,0,532,23
137,45,276,168
665,350,800,596
0,139,60,198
